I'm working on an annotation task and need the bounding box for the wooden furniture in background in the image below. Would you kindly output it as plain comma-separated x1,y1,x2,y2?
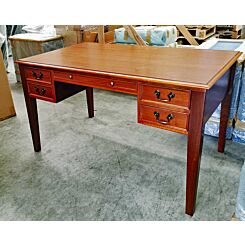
81,25,146,45
216,25,244,39
55,25,82,46
97,26,105,44
176,25,217,45
17,43,240,216
55,25,152,45
9,34,64,82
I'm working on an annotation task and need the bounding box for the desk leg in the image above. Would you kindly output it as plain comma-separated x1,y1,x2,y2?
19,66,41,152
186,91,206,216
218,64,236,153
86,87,94,118
24,97,41,152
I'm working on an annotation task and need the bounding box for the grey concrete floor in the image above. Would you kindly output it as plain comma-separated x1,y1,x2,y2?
0,58,244,221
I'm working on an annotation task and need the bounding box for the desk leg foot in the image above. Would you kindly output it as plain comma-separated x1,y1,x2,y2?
218,64,236,153
186,91,205,216
86,87,94,118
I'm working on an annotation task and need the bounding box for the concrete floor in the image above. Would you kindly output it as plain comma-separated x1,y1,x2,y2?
0,58,244,221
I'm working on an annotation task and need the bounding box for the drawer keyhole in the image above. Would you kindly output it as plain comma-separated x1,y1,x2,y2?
154,90,175,102
154,111,174,125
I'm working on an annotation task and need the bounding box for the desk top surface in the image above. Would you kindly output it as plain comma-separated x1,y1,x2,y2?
18,43,241,90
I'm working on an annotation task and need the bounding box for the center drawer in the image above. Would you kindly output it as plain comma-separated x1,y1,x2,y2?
53,71,137,95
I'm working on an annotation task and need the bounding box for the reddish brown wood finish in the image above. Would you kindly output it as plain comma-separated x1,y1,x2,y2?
139,104,189,134
25,79,85,104
53,70,137,95
218,63,236,153
186,91,206,216
25,67,52,84
17,43,241,91
203,69,231,123
27,81,55,102
17,43,241,216
140,83,191,108
19,64,41,152
86,87,94,118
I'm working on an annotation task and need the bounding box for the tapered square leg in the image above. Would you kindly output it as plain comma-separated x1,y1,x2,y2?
86,87,94,118
19,65,41,152
24,97,41,152
218,64,236,153
186,91,206,216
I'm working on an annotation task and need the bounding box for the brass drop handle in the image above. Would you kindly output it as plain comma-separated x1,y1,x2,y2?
69,74,73,79
154,111,174,125
110,81,114,87
154,90,175,102
40,88,46,95
34,86,46,96
34,86,39,93
32,71,43,80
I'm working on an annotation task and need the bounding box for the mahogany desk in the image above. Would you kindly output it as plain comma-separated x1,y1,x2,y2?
17,43,241,216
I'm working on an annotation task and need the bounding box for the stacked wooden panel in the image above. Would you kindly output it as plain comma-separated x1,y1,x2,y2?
216,25,243,39
177,25,216,45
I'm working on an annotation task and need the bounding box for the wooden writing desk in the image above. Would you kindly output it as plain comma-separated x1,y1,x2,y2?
17,43,241,216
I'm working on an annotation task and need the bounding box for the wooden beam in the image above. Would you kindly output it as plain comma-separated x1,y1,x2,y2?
104,31,115,43
123,25,147,46
176,25,199,46
97,25,105,44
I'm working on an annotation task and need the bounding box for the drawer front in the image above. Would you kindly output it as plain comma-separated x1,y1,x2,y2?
108,79,137,93
27,82,55,102
139,105,189,134
25,68,52,83
140,84,190,108
53,71,137,94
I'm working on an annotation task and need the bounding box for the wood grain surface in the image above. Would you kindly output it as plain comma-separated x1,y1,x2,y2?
18,42,239,216
138,104,189,134
17,43,241,91
140,83,191,108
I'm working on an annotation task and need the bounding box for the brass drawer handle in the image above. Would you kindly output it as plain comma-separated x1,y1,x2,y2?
33,86,46,96
110,81,115,87
154,111,174,125
154,90,175,102
34,86,39,93
40,88,46,96
69,74,73,79
32,71,44,80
